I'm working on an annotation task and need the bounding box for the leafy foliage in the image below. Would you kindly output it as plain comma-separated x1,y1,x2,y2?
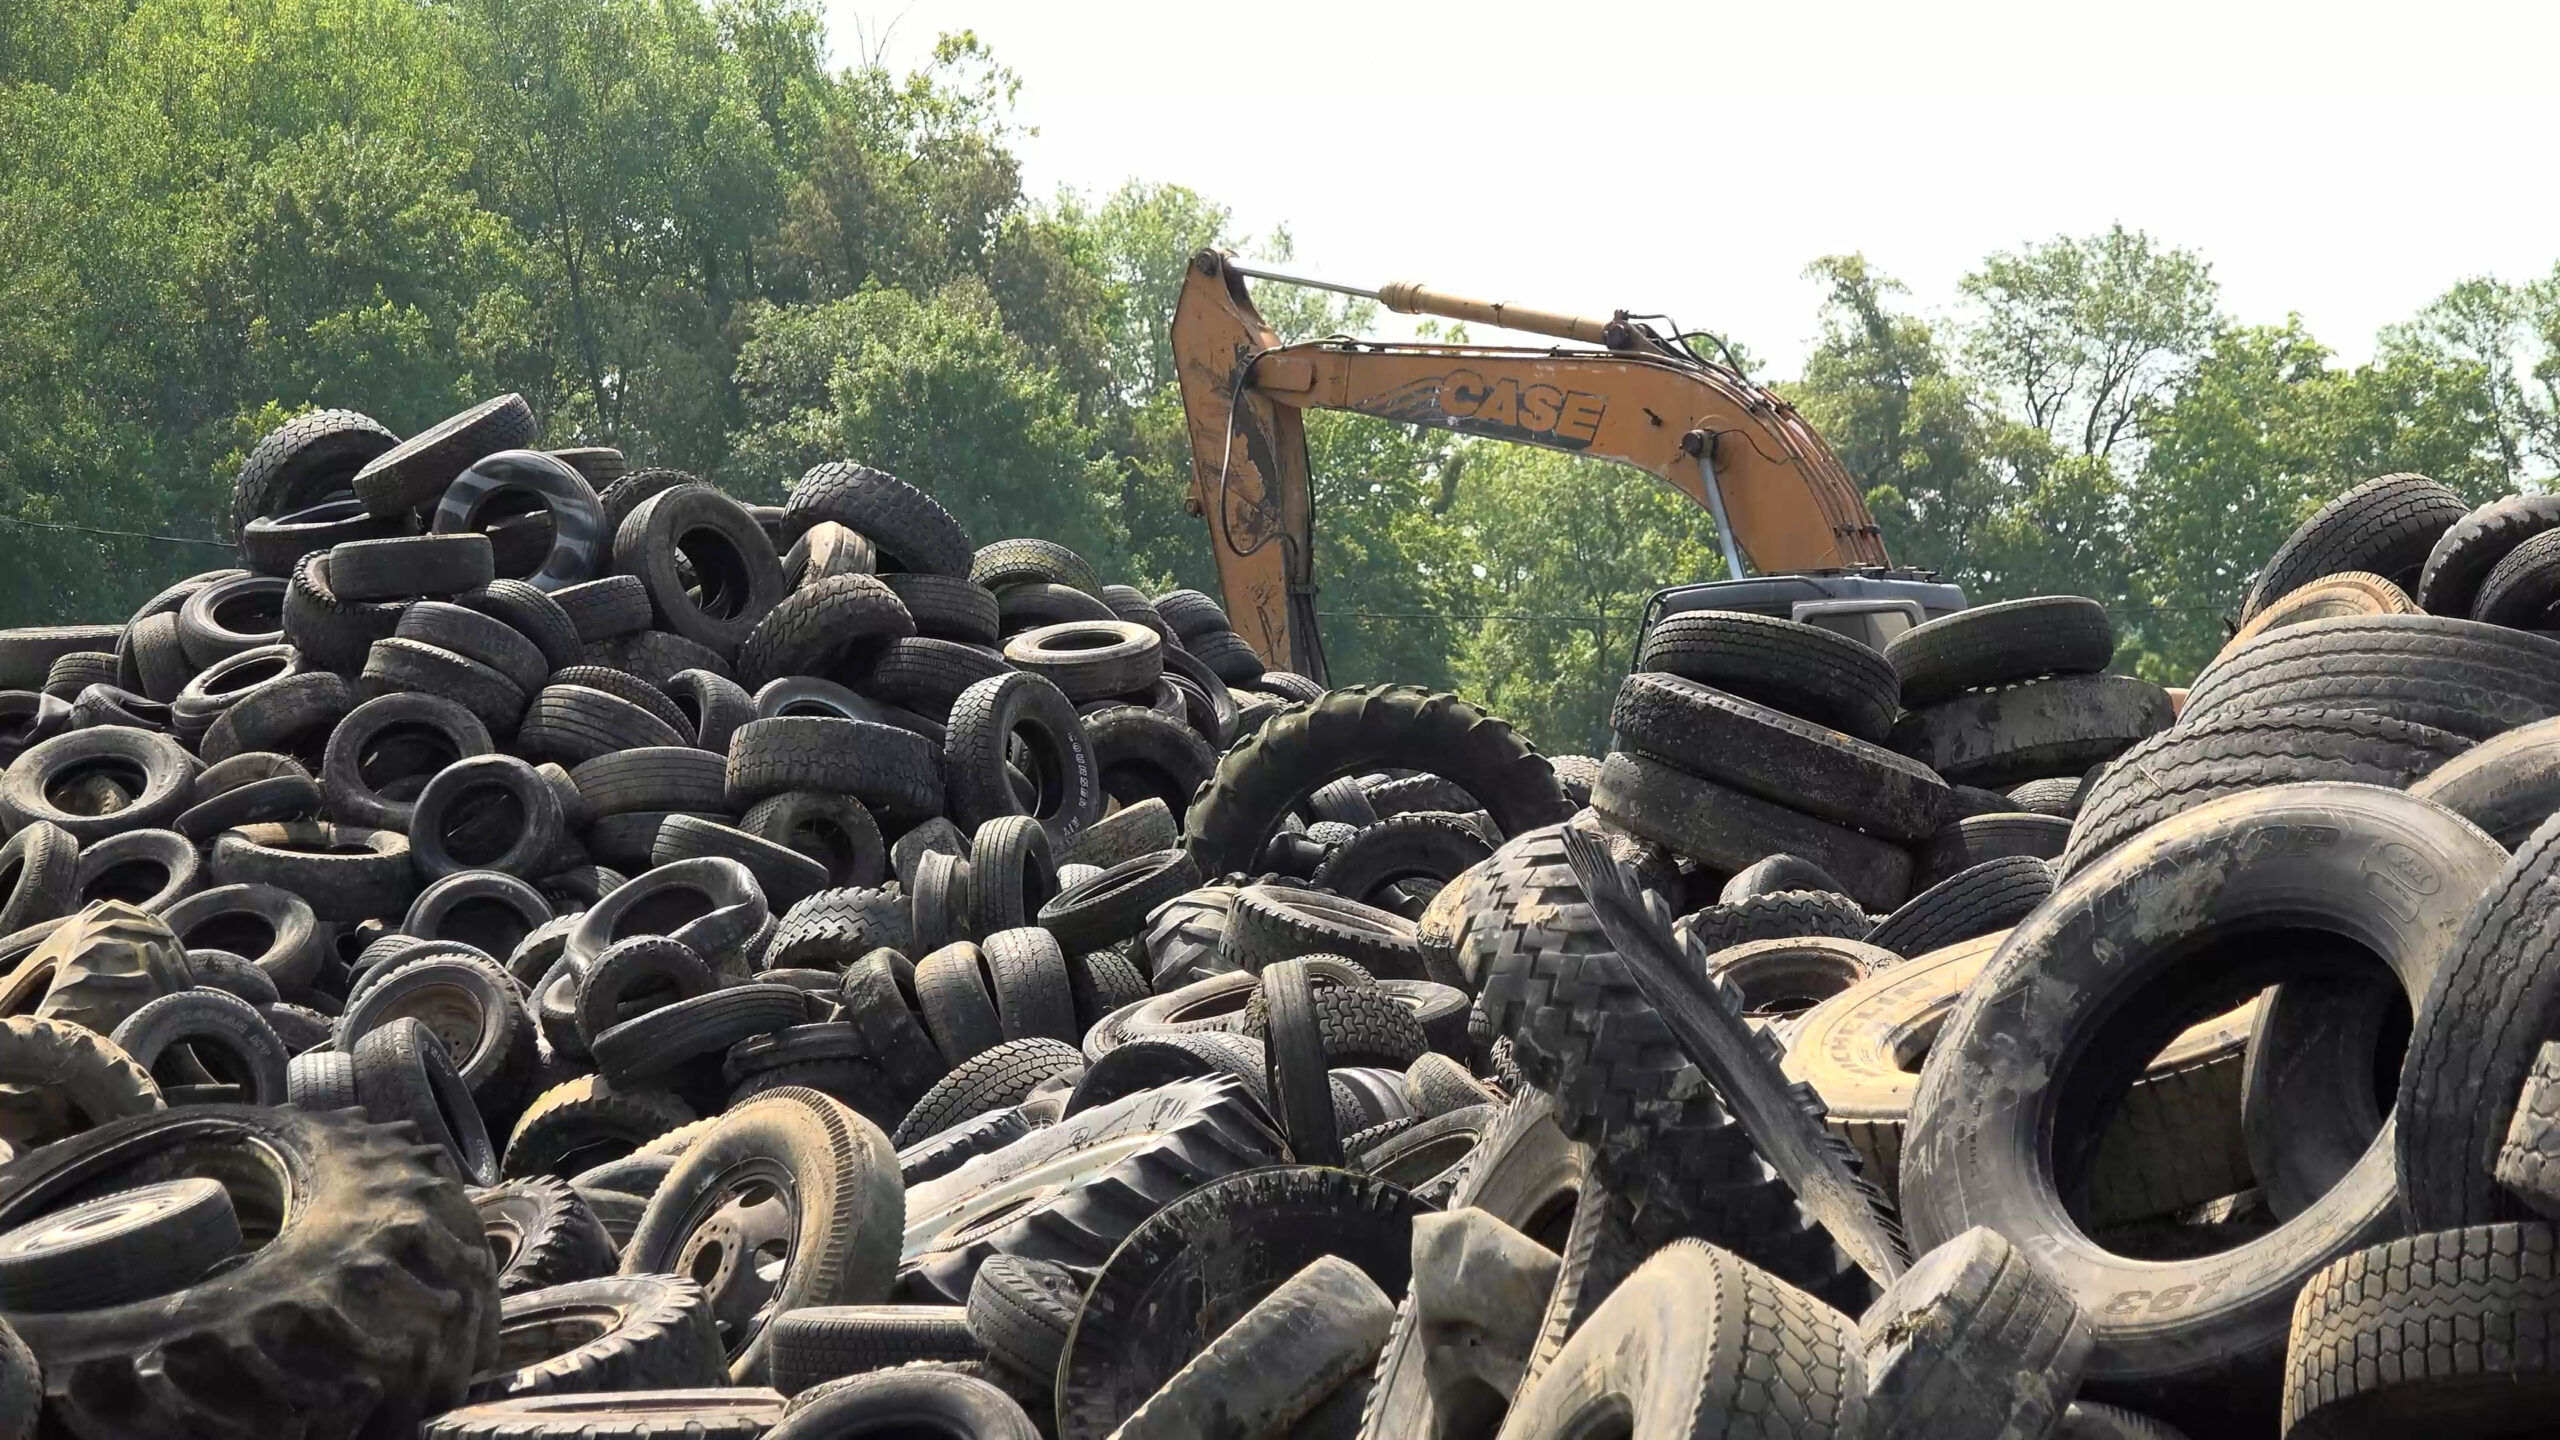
6,0,2555,746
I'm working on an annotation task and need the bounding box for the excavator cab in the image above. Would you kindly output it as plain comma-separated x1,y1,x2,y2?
1643,568,1968,654
1171,250,1914,682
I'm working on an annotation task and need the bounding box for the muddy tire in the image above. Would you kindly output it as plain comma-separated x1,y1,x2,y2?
1,1104,497,1436
470,1273,725,1401
475,1175,619,1296
1890,673,2174,790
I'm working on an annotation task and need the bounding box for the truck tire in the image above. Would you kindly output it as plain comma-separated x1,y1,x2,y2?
1886,595,2115,708
1637,610,1900,741
2240,472,2465,621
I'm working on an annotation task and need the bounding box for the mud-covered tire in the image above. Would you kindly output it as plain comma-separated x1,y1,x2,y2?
1679,890,1873,958
0,1103,497,1435
2242,472,2467,621
502,1074,698,1181
1890,673,2174,789
470,1273,726,1401
2184,614,2560,741
1637,611,1900,741
474,1175,619,1297
0,1014,163,1149
2283,1222,2560,1439
1182,686,1571,877
1885,595,2115,708
620,1087,902,1383
1859,1225,2093,1440
2062,707,2469,876
1899,783,2506,1424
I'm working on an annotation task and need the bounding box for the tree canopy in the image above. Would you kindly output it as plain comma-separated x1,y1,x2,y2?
5,0,2553,747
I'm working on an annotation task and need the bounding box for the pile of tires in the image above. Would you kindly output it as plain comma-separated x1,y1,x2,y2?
1,406,2553,1440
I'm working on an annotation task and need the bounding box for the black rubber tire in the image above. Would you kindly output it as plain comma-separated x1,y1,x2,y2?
766,1305,983,1397
869,572,999,648
2410,714,2560,847
361,636,528,734
783,462,973,577
2062,707,2471,876
501,1073,698,1181
1859,1225,2093,1440
474,1175,619,1297
2007,774,2090,817
108,987,290,1104
1865,855,2053,959
0,627,120,695
1310,813,1493,914
575,933,717,1050
1257,959,1343,1164
770,1367,1036,1440
197,668,353,767
609,482,786,656
1678,889,1873,958
943,672,1101,844
320,690,493,831
396,600,550,694
0,820,76,937
765,885,912,971
1591,750,1913,912
1886,595,2116,708
346,1005,512,1177
656,667,755,755
470,1272,726,1401
1242,974,1429,1070
734,574,915,689
173,572,287,669
970,537,1098,595
410,754,566,879
1002,620,1160,701
1182,686,1570,877
739,791,889,893
212,821,414,922
1224,885,1426,980
967,1251,1082,1384
1,727,199,843
725,716,942,823
592,984,805,1088
458,578,583,669
349,392,533,515
431,449,609,592
892,1036,1083,1147
1036,849,1200,955
518,683,688,766
231,406,398,535
76,828,203,916
1054,1166,1419,1440
39,650,120,701
2243,472,2467,621
618,1086,903,1382
2419,492,2560,616
2398,809,2560,1231
2185,614,2560,741
1079,701,1216,822
327,533,498,602
1182,626,1266,686
979,927,1077,1043
552,574,652,642
427,1389,784,1438
913,941,1005,1065
1900,783,2506,1425
1890,673,2175,789
0,1103,495,1434
2470,527,2560,625
1719,853,1848,904
2283,1222,2560,1439
998,582,1118,638
1638,610,1900,741
1914,812,2070,888
0,1173,241,1314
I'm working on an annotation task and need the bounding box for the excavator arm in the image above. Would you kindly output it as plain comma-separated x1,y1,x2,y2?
1171,249,1888,680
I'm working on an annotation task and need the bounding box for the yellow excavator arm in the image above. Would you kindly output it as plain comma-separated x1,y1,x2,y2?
1171,249,1889,680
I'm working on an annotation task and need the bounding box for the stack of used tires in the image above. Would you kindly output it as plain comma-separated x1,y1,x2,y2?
7,404,2560,1440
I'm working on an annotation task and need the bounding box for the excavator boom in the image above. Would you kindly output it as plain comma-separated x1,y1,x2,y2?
1171,250,1888,679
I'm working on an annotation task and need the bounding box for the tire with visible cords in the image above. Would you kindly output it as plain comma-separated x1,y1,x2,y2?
1054,1166,1422,1440
1899,782,2505,1425
469,1273,725,1401
1886,595,2115,707
944,672,1101,842
0,1103,496,1436
2242,471,2467,620
1592,750,1913,912
1859,1225,2093,1440
2282,1222,2560,1439
474,1175,619,1296
619,1086,905,1382
1890,673,2174,789
898,1073,1287,1304
1864,854,2054,959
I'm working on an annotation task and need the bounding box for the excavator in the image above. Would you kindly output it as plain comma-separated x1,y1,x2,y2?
1169,250,1964,682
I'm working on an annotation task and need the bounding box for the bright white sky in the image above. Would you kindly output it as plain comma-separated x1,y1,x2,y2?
825,1,2560,378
